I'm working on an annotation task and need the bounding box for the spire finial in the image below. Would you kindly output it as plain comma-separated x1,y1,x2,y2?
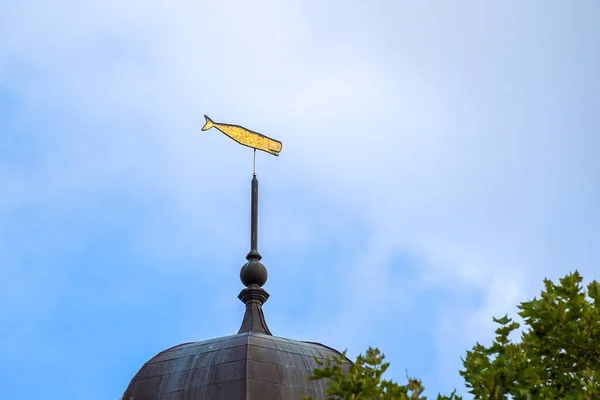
238,170,271,335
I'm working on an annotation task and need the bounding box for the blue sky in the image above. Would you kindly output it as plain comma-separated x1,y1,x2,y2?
1,1,599,398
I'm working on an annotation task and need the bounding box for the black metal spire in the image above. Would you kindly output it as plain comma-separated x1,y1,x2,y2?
238,150,271,335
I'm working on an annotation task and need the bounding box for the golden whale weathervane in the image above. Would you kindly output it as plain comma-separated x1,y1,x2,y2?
202,115,282,157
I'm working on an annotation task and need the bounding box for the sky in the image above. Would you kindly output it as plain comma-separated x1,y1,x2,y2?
1,0,599,398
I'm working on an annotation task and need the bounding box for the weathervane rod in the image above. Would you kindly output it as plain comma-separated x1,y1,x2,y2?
250,171,258,252
251,149,258,251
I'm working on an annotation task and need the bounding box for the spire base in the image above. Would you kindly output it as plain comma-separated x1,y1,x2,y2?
237,285,272,335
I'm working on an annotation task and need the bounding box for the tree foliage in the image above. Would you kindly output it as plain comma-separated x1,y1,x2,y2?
306,271,600,399
461,271,600,399
304,347,460,400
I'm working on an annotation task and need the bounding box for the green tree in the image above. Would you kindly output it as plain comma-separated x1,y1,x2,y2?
307,271,600,399
461,271,600,399
304,347,460,400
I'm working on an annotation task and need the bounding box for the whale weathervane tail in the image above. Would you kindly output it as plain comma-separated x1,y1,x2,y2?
202,115,215,131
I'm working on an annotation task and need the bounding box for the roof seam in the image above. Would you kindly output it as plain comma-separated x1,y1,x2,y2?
144,343,248,365
133,358,246,383
157,377,249,395
246,377,323,392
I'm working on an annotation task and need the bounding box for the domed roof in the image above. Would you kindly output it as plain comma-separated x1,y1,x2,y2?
121,275,351,399
121,331,351,399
